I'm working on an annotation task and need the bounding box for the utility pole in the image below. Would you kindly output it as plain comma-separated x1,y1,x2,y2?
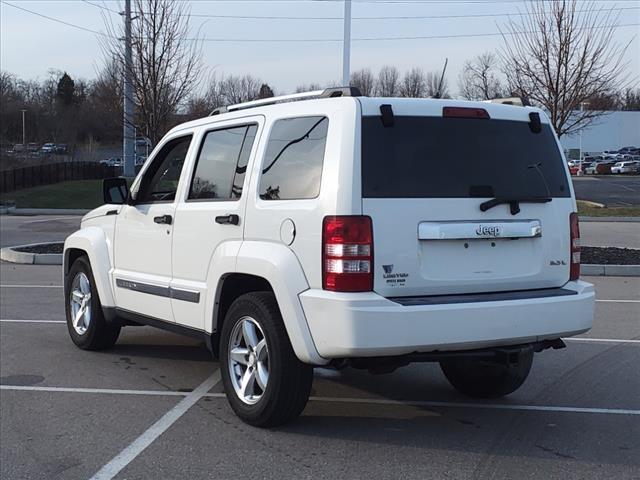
578,101,589,175
20,109,26,146
123,0,135,177
342,0,351,87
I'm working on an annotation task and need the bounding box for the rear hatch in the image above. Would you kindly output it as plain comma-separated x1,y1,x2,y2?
360,100,574,297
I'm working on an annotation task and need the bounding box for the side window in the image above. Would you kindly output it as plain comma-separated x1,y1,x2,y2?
189,125,257,200
259,116,328,200
136,135,192,203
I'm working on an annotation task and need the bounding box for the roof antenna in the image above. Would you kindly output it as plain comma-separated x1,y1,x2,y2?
434,58,448,99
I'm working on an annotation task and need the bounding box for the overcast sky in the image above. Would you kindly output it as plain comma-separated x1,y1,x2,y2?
1,0,639,95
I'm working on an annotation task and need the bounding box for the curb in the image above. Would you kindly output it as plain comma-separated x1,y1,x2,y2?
578,200,606,208
580,216,640,223
1,208,90,216
0,243,63,265
0,206,16,215
582,264,640,277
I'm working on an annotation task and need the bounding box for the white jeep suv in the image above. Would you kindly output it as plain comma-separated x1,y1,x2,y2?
64,88,594,427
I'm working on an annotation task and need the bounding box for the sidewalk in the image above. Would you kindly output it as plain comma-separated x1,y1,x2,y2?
581,221,640,249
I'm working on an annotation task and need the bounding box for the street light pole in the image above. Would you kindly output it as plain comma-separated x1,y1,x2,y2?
20,109,26,146
342,0,351,87
123,0,135,177
578,101,589,175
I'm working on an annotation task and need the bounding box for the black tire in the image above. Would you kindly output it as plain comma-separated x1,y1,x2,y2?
220,292,313,427
65,255,120,350
440,350,533,398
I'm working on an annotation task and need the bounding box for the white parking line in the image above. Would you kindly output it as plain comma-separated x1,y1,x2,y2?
89,370,221,480
596,299,640,304
0,285,62,288
565,337,640,344
22,217,75,224
0,319,65,324
2,384,638,417
617,184,637,193
0,385,187,396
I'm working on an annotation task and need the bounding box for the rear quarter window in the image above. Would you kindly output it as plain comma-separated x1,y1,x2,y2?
258,116,329,200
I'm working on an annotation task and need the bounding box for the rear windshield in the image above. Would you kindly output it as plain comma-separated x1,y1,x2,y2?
361,116,570,198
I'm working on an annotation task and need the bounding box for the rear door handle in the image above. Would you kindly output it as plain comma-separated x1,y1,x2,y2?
153,214,172,225
215,214,240,225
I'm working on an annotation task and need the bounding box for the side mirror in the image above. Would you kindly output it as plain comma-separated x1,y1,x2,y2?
103,177,129,205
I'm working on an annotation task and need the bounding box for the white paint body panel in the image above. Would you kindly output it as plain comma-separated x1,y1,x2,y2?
300,280,595,358
365,198,574,297
113,203,176,321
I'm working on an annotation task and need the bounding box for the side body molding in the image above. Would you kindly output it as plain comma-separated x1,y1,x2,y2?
63,227,115,308
232,241,327,365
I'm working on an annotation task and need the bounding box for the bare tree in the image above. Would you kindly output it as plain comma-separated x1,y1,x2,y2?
458,52,505,100
90,60,124,139
350,68,375,96
200,73,268,112
376,66,400,97
399,68,427,98
101,0,204,144
621,88,640,111
220,74,263,104
500,0,630,137
425,71,450,98
295,83,324,93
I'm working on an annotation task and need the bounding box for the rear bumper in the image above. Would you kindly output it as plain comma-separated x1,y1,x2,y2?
299,280,594,358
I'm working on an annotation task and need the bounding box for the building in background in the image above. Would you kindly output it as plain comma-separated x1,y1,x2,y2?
560,111,640,159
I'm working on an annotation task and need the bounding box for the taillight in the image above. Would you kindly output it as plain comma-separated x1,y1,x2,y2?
322,216,373,292
570,212,580,280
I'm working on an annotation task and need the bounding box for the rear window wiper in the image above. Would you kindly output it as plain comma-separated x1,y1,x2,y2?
479,197,552,215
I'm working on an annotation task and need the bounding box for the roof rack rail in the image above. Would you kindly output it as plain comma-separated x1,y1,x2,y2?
210,86,362,116
484,96,531,107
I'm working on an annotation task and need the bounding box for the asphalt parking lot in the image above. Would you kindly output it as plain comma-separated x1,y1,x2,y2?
573,175,640,206
1,261,638,480
0,215,81,248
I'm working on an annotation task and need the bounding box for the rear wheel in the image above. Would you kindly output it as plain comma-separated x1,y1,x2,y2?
220,292,313,427
440,350,533,398
65,255,120,350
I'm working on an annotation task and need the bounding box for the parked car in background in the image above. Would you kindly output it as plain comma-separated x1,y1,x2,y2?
617,146,639,155
584,161,615,175
99,157,123,167
41,143,56,153
583,163,599,175
575,161,593,175
611,161,639,174
10,144,26,153
55,144,68,154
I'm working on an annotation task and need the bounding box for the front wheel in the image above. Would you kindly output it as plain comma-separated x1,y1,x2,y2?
220,292,313,427
440,350,533,398
65,255,120,350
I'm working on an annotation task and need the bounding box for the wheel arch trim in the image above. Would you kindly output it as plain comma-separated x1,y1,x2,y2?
209,241,327,365
64,227,115,308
